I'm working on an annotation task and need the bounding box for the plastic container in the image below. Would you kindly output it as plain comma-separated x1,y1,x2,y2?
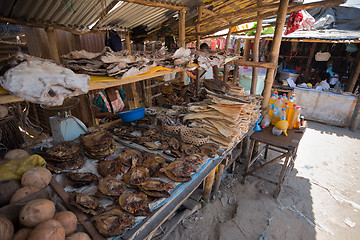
117,107,145,122
268,93,276,116
294,107,301,129
271,97,283,125
279,70,299,82
261,115,271,128
280,108,286,121
288,105,298,129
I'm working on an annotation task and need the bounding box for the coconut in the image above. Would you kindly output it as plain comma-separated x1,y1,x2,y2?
4,149,30,161
0,216,14,240
21,167,52,189
53,211,77,236
0,180,21,206
19,199,55,227
10,186,41,203
66,232,90,240
12,228,32,240
28,219,65,240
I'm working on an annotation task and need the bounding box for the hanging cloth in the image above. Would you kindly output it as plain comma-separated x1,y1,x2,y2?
99,90,125,114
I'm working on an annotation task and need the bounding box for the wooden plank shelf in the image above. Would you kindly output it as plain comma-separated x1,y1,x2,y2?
0,69,184,105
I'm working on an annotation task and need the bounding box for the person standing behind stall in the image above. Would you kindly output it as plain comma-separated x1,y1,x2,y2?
199,43,220,81
92,87,127,124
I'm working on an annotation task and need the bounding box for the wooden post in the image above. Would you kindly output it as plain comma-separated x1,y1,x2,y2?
233,62,239,85
125,32,131,53
251,2,263,95
347,47,360,92
45,28,60,64
243,39,251,61
261,0,290,110
203,168,216,202
196,6,203,50
179,9,186,48
351,95,360,131
235,38,241,55
225,27,233,51
179,8,186,84
213,163,225,192
305,42,317,79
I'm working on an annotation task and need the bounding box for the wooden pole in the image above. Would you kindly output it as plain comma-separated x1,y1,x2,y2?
121,0,189,11
203,168,216,202
305,42,317,79
243,39,251,61
45,28,60,64
179,9,186,48
351,95,360,131
213,163,225,192
196,6,203,50
251,2,263,95
71,33,82,51
125,32,131,53
225,27,233,51
261,0,290,110
347,47,360,92
235,38,241,55
179,9,186,84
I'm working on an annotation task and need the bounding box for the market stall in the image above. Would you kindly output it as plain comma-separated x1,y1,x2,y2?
0,0,347,239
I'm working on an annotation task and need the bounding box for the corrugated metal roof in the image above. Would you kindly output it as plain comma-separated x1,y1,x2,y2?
0,0,201,32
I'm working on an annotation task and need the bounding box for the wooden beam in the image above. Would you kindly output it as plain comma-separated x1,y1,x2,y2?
305,42,317,79
251,1,263,95
196,6,203,50
235,60,277,69
0,40,26,46
196,2,280,26
203,168,216,202
261,0,290,110
196,0,345,37
351,95,360,131
45,28,60,64
92,0,121,29
225,27,232,51
347,47,360,92
202,8,230,25
235,39,241,55
179,9,186,48
243,39,251,61
121,0,189,11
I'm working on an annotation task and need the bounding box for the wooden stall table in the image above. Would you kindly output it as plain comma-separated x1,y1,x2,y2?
241,125,306,198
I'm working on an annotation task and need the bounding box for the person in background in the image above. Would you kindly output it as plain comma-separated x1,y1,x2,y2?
199,43,220,80
92,87,127,124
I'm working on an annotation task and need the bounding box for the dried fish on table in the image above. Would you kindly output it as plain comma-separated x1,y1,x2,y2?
98,159,126,177
46,155,85,173
66,172,98,188
160,160,195,182
93,209,134,237
119,148,143,167
98,176,127,197
142,153,166,177
119,192,151,216
81,129,116,159
123,167,150,186
71,193,104,215
138,179,174,198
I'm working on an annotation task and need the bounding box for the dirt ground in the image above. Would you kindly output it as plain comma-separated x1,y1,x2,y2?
168,121,360,240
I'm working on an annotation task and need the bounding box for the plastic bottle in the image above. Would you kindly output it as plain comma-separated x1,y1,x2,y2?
261,114,271,128
268,93,276,116
271,97,283,125
294,106,301,129
288,104,297,129
282,94,289,107
280,108,286,121
284,102,290,120
274,92,279,99
291,94,297,104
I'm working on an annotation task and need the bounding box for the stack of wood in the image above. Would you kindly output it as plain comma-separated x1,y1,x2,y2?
184,80,261,147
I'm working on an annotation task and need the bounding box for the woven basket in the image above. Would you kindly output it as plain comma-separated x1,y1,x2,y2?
180,127,209,146
161,124,183,135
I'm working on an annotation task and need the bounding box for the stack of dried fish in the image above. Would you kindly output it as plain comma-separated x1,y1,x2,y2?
156,80,198,106
81,129,117,159
62,47,195,79
44,141,84,173
185,81,261,147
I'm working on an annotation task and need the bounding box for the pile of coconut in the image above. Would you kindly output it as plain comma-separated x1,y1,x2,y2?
0,150,90,240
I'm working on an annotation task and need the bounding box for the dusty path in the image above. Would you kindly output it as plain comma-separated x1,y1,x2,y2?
168,121,360,240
